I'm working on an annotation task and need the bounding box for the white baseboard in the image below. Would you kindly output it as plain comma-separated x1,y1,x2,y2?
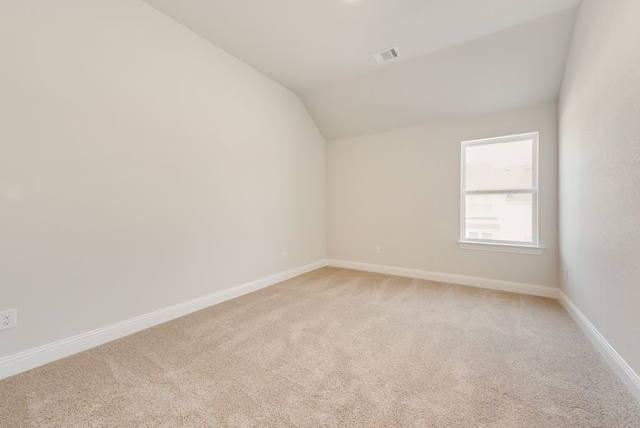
0,260,328,381
4,259,638,405
559,292,640,403
327,259,559,299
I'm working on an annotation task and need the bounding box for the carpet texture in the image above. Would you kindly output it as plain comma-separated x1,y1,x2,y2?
1,267,640,427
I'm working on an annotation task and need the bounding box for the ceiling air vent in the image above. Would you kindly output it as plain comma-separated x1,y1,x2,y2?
372,47,400,64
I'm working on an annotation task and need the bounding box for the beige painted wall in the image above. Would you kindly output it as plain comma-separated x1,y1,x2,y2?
328,102,559,287
0,0,326,358
559,0,640,375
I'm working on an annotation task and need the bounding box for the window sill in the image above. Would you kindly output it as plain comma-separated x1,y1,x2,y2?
457,241,545,255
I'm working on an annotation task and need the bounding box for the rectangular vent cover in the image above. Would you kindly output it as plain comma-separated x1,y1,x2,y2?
373,47,400,64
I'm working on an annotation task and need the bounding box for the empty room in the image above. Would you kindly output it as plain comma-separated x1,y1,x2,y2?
1,0,639,426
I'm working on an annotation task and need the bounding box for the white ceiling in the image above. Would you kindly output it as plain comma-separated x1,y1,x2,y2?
303,9,577,139
142,0,581,139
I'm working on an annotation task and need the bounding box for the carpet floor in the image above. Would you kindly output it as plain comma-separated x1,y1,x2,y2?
1,267,640,427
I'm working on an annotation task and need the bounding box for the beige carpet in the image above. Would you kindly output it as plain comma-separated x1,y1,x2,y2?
2,267,640,427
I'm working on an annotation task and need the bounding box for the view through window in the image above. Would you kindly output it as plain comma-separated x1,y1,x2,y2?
461,133,538,245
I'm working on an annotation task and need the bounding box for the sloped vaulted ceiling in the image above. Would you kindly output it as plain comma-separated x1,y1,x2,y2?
302,9,577,140
142,0,580,140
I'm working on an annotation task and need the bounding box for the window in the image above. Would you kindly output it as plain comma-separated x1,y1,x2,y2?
459,132,543,254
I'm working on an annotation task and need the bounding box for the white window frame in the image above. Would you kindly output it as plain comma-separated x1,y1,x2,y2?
458,132,544,255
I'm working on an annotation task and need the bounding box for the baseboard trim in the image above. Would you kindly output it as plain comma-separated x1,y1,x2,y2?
559,291,640,403
327,259,559,299
0,260,328,381
4,259,637,405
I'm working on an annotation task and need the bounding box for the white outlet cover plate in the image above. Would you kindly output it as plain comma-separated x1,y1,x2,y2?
0,308,17,331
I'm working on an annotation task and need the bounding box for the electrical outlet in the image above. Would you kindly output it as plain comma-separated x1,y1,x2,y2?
374,246,381,255
0,309,17,331
281,251,286,261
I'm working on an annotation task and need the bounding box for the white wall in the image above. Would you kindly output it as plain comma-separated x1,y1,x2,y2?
328,102,558,287
0,0,326,358
559,0,640,376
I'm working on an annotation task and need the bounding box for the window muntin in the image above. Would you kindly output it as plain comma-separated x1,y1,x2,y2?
461,133,538,246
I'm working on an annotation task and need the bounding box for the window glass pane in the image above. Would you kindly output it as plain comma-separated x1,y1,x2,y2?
465,139,533,191
465,193,532,243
